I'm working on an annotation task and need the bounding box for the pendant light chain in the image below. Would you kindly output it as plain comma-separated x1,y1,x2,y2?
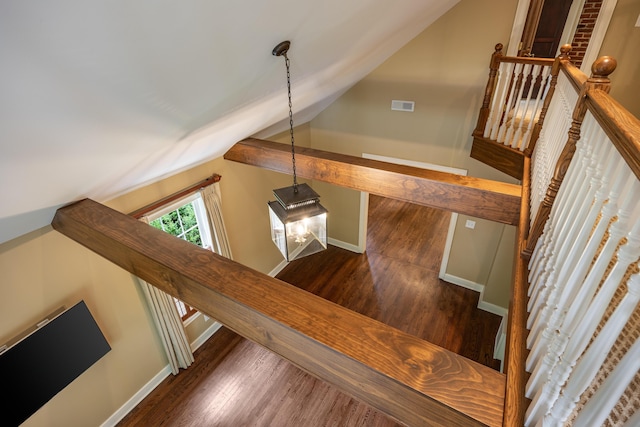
284,53,298,192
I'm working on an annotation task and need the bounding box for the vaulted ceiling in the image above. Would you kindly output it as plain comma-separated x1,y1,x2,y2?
0,0,460,244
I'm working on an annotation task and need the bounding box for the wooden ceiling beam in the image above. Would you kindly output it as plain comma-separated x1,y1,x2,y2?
52,199,504,427
224,138,521,225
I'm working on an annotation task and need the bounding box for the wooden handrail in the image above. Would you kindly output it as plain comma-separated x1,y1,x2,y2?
524,56,617,256
512,50,640,423
499,56,555,66
585,89,640,180
225,138,522,226
52,199,505,427
503,156,532,427
560,60,589,93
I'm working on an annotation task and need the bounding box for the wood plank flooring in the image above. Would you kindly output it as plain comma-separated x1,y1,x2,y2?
117,195,503,427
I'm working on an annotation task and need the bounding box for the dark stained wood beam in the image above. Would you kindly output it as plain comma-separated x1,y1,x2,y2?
224,138,521,225
470,136,524,181
52,199,505,427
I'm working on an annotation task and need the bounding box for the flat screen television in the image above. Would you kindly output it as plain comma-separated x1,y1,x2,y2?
0,300,111,426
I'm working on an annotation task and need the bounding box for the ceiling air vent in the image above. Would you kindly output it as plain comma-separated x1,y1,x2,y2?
391,100,415,112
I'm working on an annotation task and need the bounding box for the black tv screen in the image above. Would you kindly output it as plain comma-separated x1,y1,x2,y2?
0,300,111,426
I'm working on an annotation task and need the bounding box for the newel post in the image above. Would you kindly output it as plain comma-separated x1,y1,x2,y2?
473,43,504,138
524,44,572,157
523,56,617,257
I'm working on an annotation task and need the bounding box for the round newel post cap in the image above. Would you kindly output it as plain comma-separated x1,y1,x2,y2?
494,43,504,53
591,56,617,78
559,44,571,59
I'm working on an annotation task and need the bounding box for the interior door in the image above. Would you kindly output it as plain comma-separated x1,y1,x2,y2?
531,0,575,57
520,0,575,57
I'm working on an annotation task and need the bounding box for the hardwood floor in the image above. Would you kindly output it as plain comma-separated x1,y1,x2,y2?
118,195,503,426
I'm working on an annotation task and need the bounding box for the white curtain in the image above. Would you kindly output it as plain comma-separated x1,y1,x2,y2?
201,182,233,260
138,216,194,375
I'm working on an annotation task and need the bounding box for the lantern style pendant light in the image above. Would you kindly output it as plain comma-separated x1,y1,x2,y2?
268,41,328,261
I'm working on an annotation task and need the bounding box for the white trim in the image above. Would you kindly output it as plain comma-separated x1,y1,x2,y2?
438,212,459,279
190,321,223,353
362,153,467,175
580,0,618,74
268,259,289,277
440,273,485,292
441,273,509,317
559,0,587,52
507,0,613,63
146,192,201,220
494,315,508,372
328,237,365,254
357,192,369,253
101,320,223,426
477,298,509,317
507,0,532,55
361,153,467,279
100,365,172,427
266,239,362,279
182,309,201,328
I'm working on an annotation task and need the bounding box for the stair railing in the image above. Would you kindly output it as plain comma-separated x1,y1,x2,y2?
505,49,640,426
473,45,563,154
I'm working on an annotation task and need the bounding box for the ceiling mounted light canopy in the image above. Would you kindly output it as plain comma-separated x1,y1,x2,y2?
268,41,328,261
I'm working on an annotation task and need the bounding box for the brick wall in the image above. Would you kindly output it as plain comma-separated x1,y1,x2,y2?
570,0,603,68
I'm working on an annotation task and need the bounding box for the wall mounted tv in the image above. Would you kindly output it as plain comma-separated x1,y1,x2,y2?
0,300,111,426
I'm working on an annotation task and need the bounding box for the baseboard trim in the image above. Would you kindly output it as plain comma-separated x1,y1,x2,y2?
267,240,362,280
440,273,508,317
328,238,364,254
440,273,484,292
268,259,289,277
477,300,509,317
102,321,223,426
191,321,223,352
100,364,172,427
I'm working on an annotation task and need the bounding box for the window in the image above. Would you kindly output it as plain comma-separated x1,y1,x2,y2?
147,193,213,323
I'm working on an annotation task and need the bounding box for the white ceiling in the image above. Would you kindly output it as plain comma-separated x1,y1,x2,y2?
0,0,459,244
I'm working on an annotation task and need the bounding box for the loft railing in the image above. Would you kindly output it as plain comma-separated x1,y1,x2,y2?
50,44,639,426
470,44,564,179
505,48,640,426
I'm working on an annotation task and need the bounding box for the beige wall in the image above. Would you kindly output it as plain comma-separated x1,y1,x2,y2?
598,0,640,117
0,228,166,427
310,0,519,309
4,0,592,423
0,131,297,425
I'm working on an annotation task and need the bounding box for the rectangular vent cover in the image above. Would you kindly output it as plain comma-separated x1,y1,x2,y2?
391,100,415,112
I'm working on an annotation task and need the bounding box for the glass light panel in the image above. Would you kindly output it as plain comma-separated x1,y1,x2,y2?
268,199,327,261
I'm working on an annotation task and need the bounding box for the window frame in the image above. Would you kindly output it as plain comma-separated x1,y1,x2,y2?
147,192,213,323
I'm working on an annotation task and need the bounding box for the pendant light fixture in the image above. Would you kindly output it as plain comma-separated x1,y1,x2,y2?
268,40,328,261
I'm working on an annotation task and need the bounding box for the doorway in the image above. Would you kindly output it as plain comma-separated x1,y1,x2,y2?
529,0,575,57
358,153,467,277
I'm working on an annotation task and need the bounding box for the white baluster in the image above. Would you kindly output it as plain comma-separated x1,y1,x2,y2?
573,333,640,426
525,212,640,425
548,152,625,320
497,63,525,144
528,127,590,279
484,62,506,138
526,156,628,392
505,63,532,147
518,66,552,151
527,139,593,323
487,62,515,139
526,138,610,355
544,273,640,425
